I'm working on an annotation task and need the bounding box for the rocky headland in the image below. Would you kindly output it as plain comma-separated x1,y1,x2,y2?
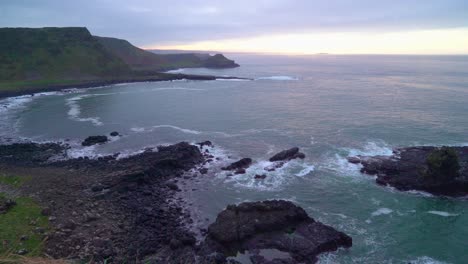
348,146,468,196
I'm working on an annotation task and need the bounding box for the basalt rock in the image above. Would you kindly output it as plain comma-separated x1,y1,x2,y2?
201,200,352,264
82,136,109,146
269,148,305,162
0,142,66,165
349,146,468,196
221,158,253,171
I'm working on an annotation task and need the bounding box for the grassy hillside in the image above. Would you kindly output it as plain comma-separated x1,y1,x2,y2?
0,27,130,83
0,27,239,96
96,36,239,71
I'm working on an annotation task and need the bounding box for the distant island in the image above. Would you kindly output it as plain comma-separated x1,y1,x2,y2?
0,27,240,97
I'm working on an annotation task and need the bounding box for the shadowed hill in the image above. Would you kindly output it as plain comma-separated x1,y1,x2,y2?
95,36,239,71
0,27,130,81
0,27,240,96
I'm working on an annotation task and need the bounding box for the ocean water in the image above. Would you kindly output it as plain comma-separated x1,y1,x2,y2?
1,54,468,263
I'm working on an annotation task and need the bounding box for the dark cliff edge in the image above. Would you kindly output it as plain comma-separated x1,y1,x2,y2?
0,27,241,98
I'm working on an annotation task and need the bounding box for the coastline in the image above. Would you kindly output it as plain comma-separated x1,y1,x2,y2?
0,72,251,99
0,140,353,263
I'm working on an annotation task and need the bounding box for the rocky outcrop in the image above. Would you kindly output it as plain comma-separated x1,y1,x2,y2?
0,142,66,165
0,196,16,214
221,158,253,174
201,200,352,264
82,135,109,146
348,146,468,196
269,147,305,162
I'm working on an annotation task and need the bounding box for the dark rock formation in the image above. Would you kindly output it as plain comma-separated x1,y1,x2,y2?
197,141,213,148
82,135,108,146
0,142,66,165
255,174,267,180
0,196,16,214
110,131,119,137
201,200,352,264
269,148,305,162
349,146,468,196
222,158,253,171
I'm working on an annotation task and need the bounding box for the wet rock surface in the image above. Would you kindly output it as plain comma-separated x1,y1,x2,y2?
349,146,468,196
0,140,204,263
0,140,351,263
200,200,352,264
222,158,253,172
82,135,109,146
269,147,305,162
0,142,67,165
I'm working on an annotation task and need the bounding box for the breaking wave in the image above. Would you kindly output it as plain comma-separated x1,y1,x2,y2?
256,76,298,81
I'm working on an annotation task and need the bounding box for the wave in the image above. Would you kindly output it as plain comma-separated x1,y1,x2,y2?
150,87,206,92
215,78,250,82
427,211,459,217
65,95,103,126
256,76,298,81
405,256,450,264
165,68,186,74
322,140,393,178
153,125,202,135
371,208,393,217
222,159,315,191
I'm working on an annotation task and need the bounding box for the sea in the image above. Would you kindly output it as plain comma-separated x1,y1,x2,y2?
1,54,468,263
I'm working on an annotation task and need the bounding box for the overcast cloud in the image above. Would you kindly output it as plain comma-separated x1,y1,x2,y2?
1,0,467,46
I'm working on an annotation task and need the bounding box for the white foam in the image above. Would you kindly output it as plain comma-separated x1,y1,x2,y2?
215,78,250,82
256,76,298,81
371,208,393,216
406,256,450,264
65,95,103,126
165,68,186,74
150,87,206,91
152,125,202,135
347,141,393,157
295,165,315,177
130,127,146,133
427,211,459,217
223,159,315,191
0,95,34,113
66,145,102,159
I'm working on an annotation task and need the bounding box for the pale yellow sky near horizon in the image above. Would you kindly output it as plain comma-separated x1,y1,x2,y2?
146,28,468,55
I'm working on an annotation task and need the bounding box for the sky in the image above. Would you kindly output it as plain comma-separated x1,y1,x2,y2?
1,0,468,54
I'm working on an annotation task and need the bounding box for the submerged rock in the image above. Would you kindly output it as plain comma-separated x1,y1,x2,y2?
221,158,253,171
269,147,305,162
201,200,352,264
82,136,108,146
349,146,468,196
110,131,119,137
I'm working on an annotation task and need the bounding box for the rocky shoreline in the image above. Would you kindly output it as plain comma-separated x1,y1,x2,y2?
0,139,351,263
0,73,251,99
348,146,468,197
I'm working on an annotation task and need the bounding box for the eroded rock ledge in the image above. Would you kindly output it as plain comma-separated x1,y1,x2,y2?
348,146,468,196
199,200,352,264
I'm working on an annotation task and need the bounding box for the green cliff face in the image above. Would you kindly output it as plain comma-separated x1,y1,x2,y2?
0,27,239,94
96,36,239,71
0,27,130,82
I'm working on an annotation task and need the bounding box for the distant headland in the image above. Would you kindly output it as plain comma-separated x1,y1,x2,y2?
0,27,240,98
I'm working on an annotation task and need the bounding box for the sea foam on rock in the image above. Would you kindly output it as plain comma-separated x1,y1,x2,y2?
200,200,352,264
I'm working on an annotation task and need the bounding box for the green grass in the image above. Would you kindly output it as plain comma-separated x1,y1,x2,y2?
0,193,49,257
0,175,30,188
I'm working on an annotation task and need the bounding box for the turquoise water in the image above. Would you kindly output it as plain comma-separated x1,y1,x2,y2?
1,54,467,263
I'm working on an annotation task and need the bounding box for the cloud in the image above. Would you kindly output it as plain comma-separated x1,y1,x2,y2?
1,0,467,48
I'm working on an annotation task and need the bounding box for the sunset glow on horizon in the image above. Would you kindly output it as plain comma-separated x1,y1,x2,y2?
149,28,468,55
